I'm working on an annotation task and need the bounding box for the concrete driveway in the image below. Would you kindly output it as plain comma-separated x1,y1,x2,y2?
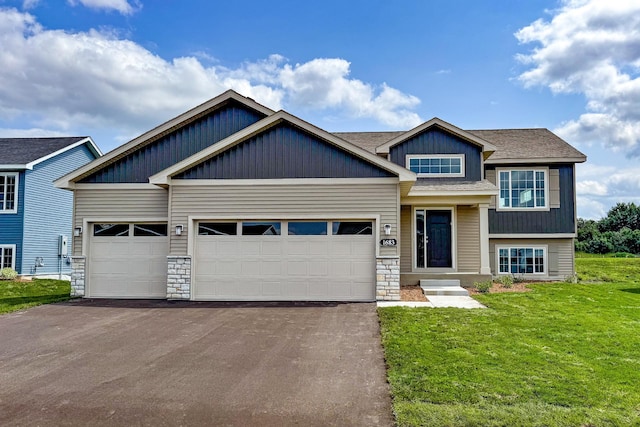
0,300,393,426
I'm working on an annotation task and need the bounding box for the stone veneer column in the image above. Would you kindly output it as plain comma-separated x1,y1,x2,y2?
70,256,86,297
376,257,400,301
167,256,191,300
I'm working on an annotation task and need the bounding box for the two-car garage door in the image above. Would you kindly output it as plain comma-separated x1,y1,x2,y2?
194,220,375,301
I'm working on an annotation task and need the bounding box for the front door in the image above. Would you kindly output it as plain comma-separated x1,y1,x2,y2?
415,209,452,268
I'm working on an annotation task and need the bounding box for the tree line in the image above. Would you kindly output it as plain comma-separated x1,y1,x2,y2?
576,202,640,254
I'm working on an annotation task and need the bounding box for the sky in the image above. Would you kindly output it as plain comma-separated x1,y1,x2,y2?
0,0,639,220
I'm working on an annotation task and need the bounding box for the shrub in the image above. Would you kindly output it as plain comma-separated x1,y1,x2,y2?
474,280,492,293
498,275,514,288
0,268,18,280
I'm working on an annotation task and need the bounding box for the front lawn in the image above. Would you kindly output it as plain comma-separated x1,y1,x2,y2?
379,257,640,426
0,279,71,314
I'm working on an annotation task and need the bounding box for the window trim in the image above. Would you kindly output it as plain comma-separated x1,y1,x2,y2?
406,154,465,178
495,245,547,276
496,167,549,211
0,244,16,270
0,172,18,214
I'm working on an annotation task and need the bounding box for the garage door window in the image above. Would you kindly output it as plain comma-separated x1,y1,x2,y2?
288,221,327,235
134,224,168,236
199,222,237,235
332,221,373,235
94,224,129,236
242,221,281,235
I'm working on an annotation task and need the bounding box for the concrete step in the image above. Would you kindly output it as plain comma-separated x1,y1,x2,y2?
420,279,469,296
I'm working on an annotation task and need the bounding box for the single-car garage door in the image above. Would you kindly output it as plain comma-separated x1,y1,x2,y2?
88,223,168,298
194,220,375,301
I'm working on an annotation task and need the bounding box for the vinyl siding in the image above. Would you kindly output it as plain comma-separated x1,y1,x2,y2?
389,127,482,181
489,238,575,278
80,101,266,183
170,183,399,256
21,145,96,275
486,165,575,234
457,206,480,272
176,123,394,179
400,205,412,272
0,171,25,273
73,186,169,255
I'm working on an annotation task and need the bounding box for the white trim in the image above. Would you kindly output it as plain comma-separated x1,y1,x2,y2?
376,117,497,154
25,137,102,170
489,233,576,239
74,183,163,190
0,165,26,170
406,154,465,178
0,172,19,214
169,177,400,186
407,188,498,197
81,217,169,256
479,203,491,275
0,244,17,270
496,167,550,212
54,90,276,190
411,206,457,272
485,157,586,165
495,244,548,277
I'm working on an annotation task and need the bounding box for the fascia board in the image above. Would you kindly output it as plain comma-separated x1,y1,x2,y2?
0,165,27,170
27,137,102,171
485,156,587,165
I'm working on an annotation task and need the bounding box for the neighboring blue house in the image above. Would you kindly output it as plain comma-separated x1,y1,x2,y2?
0,137,101,277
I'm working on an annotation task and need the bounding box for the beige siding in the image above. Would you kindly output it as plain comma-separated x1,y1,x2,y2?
486,169,496,209
73,187,168,255
549,169,560,208
400,205,412,273
490,238,574,279
457,206,480,272
170,183,400,256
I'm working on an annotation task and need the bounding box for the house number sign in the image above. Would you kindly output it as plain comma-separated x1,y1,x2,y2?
380,239,397,247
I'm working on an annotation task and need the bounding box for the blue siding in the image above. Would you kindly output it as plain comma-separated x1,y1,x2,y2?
0,171,25,273
488,164,576,234
81,101,266,183
176,123,395,179
389,127,483,181
22,144,97,275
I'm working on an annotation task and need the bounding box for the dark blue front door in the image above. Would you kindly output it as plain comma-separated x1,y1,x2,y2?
416,209,452,268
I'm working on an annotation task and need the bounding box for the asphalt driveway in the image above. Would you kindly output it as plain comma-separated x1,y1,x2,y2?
0,300,393,426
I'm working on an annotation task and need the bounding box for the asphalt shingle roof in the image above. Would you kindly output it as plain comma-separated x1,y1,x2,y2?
0,137,88,165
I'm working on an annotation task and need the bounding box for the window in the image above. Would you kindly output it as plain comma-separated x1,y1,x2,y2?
0,245,15,269
134,224,168,236
498,247,545,275
332,221,373,235
406,155,464,177
242,221,281,235
93,224,129,236
498,169,547,209
199,222,237,236
0,173,18,213
288,222,327,235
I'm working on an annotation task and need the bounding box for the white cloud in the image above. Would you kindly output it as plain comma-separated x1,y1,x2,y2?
0,127,69,137
67,0,141,15
516,0,640,157
0,9,422,146
22,0,39,9
576,162,640,219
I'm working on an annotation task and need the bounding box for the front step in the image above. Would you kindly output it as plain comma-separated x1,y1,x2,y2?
420,279,469,296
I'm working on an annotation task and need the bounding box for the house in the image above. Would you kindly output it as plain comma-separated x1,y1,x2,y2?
55,90,586,301
0,137,102,277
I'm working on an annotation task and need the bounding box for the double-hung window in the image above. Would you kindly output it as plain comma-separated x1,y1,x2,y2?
407,155,464,178
498,246,545,275
0,245,15,269
0,173,18,213
498,168,547,209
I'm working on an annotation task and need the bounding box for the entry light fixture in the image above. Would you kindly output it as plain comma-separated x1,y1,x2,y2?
383,224,392,235
74,226,83,237
175,224,184,236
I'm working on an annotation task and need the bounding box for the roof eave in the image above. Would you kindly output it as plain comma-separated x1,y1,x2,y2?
485,156,587,165
0,164,27,170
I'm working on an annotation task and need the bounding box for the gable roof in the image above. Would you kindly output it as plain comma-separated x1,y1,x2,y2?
468,129,587,164
374,117,498,156
0,137,102,170
55,90,275,189
149,110,416,185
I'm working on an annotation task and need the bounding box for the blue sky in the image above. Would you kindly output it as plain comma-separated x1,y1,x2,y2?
1,0,639,219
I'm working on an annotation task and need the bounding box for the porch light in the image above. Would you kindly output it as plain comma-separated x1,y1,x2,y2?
74,226,82,236
175,224,184,236
383,224,392,235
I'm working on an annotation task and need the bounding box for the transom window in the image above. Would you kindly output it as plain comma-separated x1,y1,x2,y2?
1,245,15,269
0,173,18,213
498,169,547,209
498,247,545,275
406,155,464,177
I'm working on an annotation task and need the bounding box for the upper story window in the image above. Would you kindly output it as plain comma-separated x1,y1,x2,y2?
498,168,547,210
0,173,18,213
406,155,464,178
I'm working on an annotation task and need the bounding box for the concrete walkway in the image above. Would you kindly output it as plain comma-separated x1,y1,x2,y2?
378,295,486,309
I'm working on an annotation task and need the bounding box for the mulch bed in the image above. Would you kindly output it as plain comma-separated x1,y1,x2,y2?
401,282,533,301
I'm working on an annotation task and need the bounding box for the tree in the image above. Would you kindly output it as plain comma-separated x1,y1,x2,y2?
598,202,640,233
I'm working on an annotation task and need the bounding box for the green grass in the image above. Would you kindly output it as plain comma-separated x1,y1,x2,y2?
0,279,71,314
379,258,640,426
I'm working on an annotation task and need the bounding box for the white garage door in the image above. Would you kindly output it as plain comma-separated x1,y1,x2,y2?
88,223,168,298
194,220,375,301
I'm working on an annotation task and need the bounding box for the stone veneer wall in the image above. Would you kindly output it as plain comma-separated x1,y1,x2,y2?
167,256,191,299
376,257,400,301
70,256,86,297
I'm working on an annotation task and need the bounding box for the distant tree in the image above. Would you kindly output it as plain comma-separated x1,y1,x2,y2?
598,202,640,232
576,203,640,255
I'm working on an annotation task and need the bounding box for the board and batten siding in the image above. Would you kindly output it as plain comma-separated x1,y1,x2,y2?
0,172,25,273
170,182,399,257
73,186,168,255
489,238,575,279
